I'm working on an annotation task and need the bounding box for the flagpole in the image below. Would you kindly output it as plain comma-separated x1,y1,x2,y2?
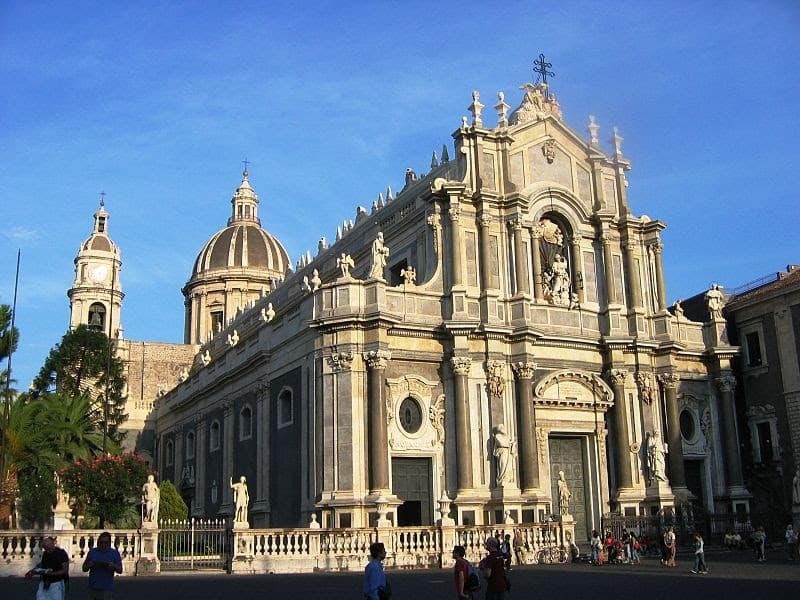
1,249,21,478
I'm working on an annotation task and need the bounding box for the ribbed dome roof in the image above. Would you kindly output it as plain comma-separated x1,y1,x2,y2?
80,200,118,254
191,223,289,276
188,169,290,281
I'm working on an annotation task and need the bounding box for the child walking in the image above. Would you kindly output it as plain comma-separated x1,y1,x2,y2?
691,532,707,574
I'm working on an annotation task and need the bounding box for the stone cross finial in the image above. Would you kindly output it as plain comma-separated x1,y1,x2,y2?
468,90,484,126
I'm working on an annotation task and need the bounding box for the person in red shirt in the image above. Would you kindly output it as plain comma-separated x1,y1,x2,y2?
478,537,509,600
453,545,472,600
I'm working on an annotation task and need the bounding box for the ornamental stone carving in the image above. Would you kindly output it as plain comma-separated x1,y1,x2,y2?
486,360,506,399
451,356,472,376
512,362,537,380
658,372,680,389
542,138,557,164
716,374,736,393
605,368,629,387
328,351,354,373
448,203,461,222
535,427,550,459
255,382,270,402
535,370,614,406
222,398,234,416
429,394,446,444
635,372,654,404
363,350,391,370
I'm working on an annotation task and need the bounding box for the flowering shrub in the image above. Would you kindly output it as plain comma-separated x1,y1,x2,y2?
60,453,153,527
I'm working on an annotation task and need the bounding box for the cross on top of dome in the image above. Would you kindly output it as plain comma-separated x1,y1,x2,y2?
228,163,260,226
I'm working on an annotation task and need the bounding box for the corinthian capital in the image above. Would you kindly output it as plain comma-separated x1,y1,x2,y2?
657,372,680,389
512,361,537,380
716,374,736,393
328,351,354,373
508,218,523,232
448,203,461,222
363,350,391,370
605,368,629,387
451,356,472,375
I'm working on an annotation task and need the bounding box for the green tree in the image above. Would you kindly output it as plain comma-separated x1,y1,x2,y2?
158,480,188,522
60,453,151,527
0,303,20,509
32,325,127,446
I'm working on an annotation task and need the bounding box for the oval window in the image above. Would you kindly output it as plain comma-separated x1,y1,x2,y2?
398,397,423,434
679,410,696,441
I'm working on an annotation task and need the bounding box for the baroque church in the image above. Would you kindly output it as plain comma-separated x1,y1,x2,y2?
67,74,750,541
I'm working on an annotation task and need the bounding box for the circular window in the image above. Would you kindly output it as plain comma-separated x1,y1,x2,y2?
680,410,696,441
398,397,423,434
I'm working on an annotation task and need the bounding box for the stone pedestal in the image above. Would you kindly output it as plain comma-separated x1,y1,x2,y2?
52,505,74,530
136,528,160,574
233,520,250,530
560,515,576,549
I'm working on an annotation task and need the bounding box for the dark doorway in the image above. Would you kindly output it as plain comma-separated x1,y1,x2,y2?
549,436,590,542
684,460,706,508
392,457,433,526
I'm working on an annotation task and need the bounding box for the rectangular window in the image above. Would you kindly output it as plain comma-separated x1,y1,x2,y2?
746,332,762,367
211,310,224,333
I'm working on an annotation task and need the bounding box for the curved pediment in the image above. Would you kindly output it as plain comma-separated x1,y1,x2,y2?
534,369,613,408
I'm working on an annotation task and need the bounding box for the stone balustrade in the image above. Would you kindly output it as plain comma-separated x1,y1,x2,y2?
0,521,567,577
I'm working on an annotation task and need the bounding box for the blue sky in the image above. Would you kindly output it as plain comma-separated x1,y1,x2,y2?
1,1,798,390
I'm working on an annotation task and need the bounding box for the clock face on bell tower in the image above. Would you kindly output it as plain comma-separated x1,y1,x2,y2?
90,264,109,283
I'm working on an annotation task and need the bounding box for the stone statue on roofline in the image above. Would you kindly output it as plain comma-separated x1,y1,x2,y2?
369,232,390,280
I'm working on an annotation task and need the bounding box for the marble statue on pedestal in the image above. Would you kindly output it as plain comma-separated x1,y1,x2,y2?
793,468,800,505
369,232,390,279
492,424,514,486
647,430,667,482
557,470,572,515
142,475,160,525
230,476,249,524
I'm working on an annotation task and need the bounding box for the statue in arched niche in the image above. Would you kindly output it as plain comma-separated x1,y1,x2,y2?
539,217,571,306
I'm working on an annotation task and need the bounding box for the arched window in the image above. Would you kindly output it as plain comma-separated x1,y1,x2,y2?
537,214,576,307
210,420,221,451
278,389,293,428
239,406,253,440
185,431,196,459
165,439,174,466
88,302,106,331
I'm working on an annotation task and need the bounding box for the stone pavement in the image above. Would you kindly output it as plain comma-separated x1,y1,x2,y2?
2,552,797,600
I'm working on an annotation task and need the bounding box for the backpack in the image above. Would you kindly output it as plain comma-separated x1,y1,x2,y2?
465,562,481,592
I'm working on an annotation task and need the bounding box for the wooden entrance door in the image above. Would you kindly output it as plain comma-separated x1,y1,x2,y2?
392,457,433,526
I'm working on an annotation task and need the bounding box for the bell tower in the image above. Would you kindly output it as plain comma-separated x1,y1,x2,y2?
67,195,124,338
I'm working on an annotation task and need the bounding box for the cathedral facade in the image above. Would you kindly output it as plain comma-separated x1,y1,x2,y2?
70,77,750,540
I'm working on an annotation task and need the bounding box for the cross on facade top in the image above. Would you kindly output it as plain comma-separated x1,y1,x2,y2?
99,191,106,207
242,158,251,176
533,53,555,87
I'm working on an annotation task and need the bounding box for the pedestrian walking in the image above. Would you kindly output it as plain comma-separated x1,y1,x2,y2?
785,524,797,561
753,526,767,562
363,542,388,600
478,537,510,600
590,530,602,565
512,529,527,566
500,534,512,571
453,545,478,600
663,526,677,567
690,532,707,574
25,537,70,600
82,531,123,599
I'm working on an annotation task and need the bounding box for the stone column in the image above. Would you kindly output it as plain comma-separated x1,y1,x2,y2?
510,218,529,295
658,372,686,489
364,350,391,494
512,362,539,492
531,225,544,301
717,374,744,488
222,399,234,511
194,416,207,516
452,356,473,491
199,292,208,342
601,234,617,305
571,236,585,304
622,241,642,309
651,242,667,311
606,369,633,489
449,202,463,287
478,213,492,291
255,382,270,518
